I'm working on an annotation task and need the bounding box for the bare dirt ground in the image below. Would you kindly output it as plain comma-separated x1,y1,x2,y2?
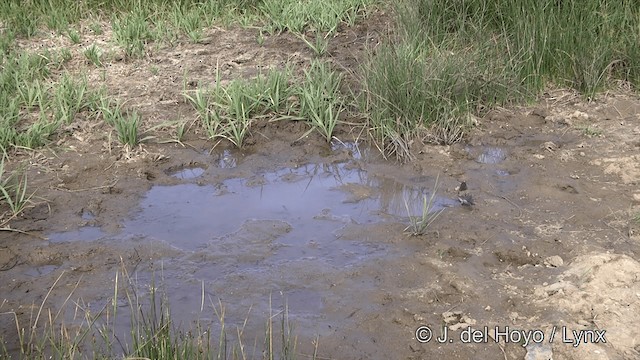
1,11,640,360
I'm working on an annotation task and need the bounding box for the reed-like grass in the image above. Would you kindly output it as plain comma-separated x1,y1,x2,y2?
0,0,375,156
184,61,346,147
361,0,640,161
0,149,35,222
0,266,316,360
403,174,445,236
298,60,344,143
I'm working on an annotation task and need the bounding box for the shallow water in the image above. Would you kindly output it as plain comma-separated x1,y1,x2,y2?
170,166,205,179
50,159,456,256
45,149,461,333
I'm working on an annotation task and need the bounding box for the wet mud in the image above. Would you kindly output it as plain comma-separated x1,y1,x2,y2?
2,12,640,360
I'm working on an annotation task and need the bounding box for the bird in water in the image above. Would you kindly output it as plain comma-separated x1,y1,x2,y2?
458,193,474,206
455,181,474,206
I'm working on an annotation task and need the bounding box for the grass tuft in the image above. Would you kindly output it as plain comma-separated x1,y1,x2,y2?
404,175,445,236
360,0,640,161
83,44,103,67
360,36,524,161
67,28,81,44
114,111,140,146
112,8,156,58
185,66,297,148
0,148,35,223
260,0,373,34
298,32,329,57
298,60,344,142
0,266,317,360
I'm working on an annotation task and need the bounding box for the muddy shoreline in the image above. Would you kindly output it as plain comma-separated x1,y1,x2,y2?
2,90,640,359
1,10,640,358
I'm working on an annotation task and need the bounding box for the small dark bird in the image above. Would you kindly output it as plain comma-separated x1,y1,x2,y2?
456,181,468,192
458,193,474,206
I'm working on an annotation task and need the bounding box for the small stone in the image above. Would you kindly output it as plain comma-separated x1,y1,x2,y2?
570,111,589,120
544,255,564,268
449,322,467,331
460,316,476,325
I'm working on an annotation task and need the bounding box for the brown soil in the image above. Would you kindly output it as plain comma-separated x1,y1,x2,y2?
2,11,640,360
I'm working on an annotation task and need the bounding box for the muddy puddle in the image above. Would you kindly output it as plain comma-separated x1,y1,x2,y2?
3,95,640,359
44,143,466,344
50,146,456,255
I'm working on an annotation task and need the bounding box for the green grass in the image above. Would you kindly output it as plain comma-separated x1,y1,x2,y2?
112,8,158,59
184,62,346,147
0,149,35,223
14,116,61,149
359,21,525,160
97,97,158,147
259,0,372,34
173,120,189,144
1,2,39,38
0,0,375,61
0,29,16,55
114,111,140,146
89,22,103,35
54,74,95,124
257,30,266,46
404,175,445,236
1,0,639,160
186,75,263,148
67,28,81,44
359,0,640,161
14,78,45,111
257,66,292,114
0,0,375,156
298,60,344,142
83,44,103,67
0,49,108,151
58,48,73,64
298,32,329,57
0,268,316,360
183,83,221,143
170,3,205,43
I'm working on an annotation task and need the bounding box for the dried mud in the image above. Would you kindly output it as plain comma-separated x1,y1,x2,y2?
2,12,640,360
